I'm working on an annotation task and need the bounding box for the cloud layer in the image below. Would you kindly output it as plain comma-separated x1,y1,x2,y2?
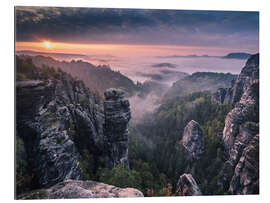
15,7,259,51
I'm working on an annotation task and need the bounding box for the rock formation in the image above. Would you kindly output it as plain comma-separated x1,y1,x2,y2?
219,53,259,194
175,173,201,196
212,53,259,106
229,54,259,106
181,120,204,161
103,88,131,168
16,69,131,189
229,134,259,194
18,179,144,199
16,79,82,187
222,81,259,154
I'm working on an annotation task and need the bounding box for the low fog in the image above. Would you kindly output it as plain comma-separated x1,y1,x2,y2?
129,93,161,125
17,52,244,126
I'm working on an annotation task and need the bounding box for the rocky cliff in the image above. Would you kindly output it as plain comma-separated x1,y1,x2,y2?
16,79,82,187
218,53,259,194
16,66,132,191
212,54,259,106
181,120,204,161
18,179,143,199
175,173,201,196
229,134,259,194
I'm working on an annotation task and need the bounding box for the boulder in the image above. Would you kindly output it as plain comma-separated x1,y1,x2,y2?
182,120,204,161
175,174,201,196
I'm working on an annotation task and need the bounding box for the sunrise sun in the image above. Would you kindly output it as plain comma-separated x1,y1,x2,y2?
43,41,52,49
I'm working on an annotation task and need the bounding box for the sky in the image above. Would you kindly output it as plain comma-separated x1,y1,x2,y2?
15,7,259,57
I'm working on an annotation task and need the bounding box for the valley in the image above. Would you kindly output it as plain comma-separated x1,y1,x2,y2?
16,53,259,198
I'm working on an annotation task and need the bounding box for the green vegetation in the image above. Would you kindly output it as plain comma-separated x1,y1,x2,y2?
97,162,172,196
79,149,99,181
69,119,76,136
16,56,61,81
16,137,37,196
16,56,103,104
165,72,236,100
99,163,141,189
128,91,231,195
27,55,139,96
89,91,231,196
15,55,233,197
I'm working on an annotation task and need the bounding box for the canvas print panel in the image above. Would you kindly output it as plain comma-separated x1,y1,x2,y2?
15,6,259,199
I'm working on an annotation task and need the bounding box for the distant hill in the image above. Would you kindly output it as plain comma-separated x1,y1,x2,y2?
157,53,252,60
164,72,237,100
151,62,177,68
156,54,211,58
16,50,89,60
17,55,138,96
222,52,251,59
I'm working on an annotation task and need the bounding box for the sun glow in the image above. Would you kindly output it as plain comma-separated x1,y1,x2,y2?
16,41,238,57
43,41,52,49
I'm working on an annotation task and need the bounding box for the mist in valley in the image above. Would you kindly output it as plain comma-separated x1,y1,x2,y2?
16,51,243,125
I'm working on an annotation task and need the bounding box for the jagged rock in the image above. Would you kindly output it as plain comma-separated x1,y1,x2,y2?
229,54,259,106
222,54,259,155
16,79,82,187
18,179,144,199
213,54,259,106
103,88,131,168
227,122,259,167
175,174,201,196
222,81,259,155
219,54,259,194
16,63,133,190
181,120,204,161
219,122,259,192
16,74,105,187
229,134,259,194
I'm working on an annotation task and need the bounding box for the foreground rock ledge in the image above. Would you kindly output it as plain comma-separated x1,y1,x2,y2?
18,179,144,199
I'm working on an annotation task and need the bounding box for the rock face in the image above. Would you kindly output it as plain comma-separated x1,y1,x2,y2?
229,54,259,106
219,53,259,194
181,120,204,161
175,174,201,196
229,134,259,194
103,88,131,168
16,71,131,188
16,79,83,187
212,53,259,106
18,179,144,199
222,81,259,154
